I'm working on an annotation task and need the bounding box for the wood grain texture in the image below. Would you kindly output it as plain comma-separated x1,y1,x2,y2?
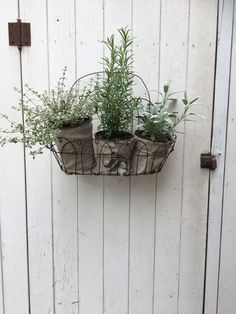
77,177,103,314
0,1,30,313
103,177,130,314
129,177,156,314
76,1,104,313
0,216,4,313
0,1,225,313
204,0,235,313
217,2,236,313
47,0,79,312
155,1,189,313
20,0,55,313
130,1,160,313
178,0,218,313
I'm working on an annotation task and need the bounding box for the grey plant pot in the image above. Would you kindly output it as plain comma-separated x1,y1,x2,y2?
131,131,176,175
56,118,96,174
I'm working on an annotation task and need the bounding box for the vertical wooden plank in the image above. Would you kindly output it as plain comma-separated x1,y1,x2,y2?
0,225,4,313
0,1,30,313
132,0,161,92
75,0,103,76
47,0,79,312
154,1,189,313
129,178,156,314
75,1,104,313
130,1,160,313
77,178,103,314
103,2,132,313
19,0,55,313
214,4,236,314
178,0,218,313
103,177,130,314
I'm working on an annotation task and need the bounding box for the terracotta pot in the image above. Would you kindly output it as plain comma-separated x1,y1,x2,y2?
131,130,176,175
55,118,96,174
94,131,135,175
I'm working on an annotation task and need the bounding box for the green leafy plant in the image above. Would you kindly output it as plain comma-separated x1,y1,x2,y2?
94,27,141,138
0,67,95,155
137,84,202,142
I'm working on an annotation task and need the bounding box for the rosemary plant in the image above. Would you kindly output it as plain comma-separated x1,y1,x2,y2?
95,27,141,138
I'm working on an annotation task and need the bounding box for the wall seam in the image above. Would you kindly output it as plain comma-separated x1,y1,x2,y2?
45,0,56,312
177,0,191,313
202,0,221,312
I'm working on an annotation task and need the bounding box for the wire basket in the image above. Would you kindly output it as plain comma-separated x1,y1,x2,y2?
50,136,176,176
51,73,176,175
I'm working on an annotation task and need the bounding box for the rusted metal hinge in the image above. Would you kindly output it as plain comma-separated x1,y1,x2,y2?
200,153,217,170
8,19,31,47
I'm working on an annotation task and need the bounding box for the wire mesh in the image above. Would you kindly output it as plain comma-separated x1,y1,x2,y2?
50,73,176,175
50,135,176,176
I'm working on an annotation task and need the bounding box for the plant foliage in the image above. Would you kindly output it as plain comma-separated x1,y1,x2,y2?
0,67,95,155
94,27,141,138
137,84,202,142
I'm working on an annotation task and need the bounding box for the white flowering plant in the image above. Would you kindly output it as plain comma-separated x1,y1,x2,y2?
0,67,96,155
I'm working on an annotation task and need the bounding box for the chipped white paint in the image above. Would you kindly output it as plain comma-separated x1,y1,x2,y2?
0,1,234,314
47,1,79,312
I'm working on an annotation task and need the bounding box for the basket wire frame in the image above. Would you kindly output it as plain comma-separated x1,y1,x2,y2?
50,73,176,176
50,136,176,176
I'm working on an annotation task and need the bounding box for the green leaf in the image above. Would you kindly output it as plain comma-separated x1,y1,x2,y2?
189,97,199,104
189,112,205,119
182,99,188,105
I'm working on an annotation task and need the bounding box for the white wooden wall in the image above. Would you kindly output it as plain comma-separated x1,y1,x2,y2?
217,1,236,313
0,0,234,313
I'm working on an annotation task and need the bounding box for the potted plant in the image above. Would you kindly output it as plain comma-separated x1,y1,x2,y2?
93,27,141,175
132,84,201,174
0,67,96,174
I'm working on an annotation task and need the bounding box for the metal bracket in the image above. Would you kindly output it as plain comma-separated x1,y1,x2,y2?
200,153,217,170
8,19,31,47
